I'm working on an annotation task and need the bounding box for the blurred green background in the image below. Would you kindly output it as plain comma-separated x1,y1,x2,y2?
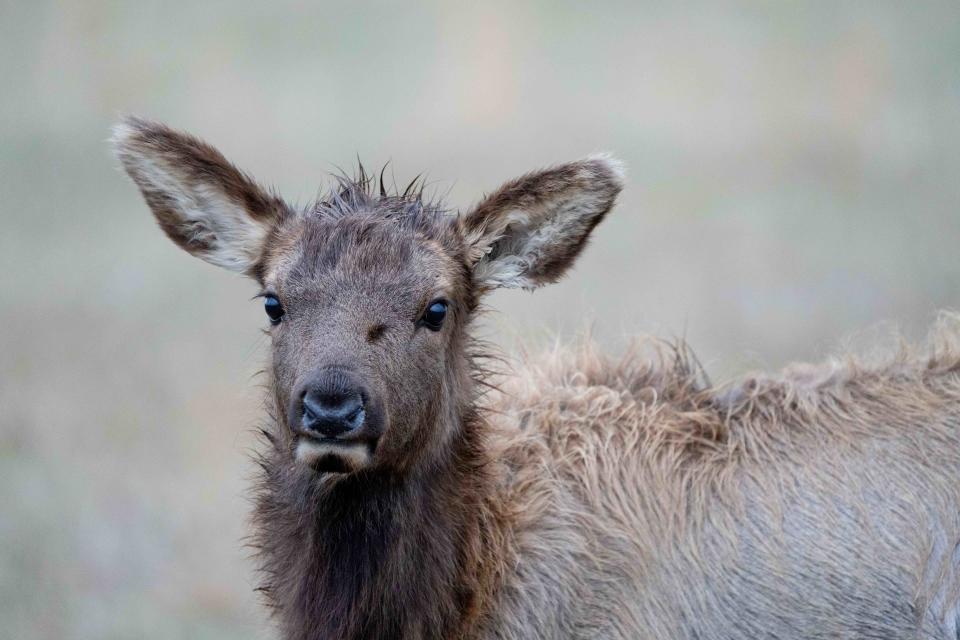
2,1,959,638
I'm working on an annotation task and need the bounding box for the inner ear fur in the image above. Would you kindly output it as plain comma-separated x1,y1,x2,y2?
459,154,624,291
112,116,290,275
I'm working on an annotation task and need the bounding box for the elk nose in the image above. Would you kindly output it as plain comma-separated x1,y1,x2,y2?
300,388,366,438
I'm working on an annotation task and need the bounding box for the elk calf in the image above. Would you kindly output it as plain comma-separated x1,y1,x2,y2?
115,118,960,640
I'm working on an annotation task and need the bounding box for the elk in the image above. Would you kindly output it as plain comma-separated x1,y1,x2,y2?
113,117,960,640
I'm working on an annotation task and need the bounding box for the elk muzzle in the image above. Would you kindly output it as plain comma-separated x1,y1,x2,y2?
301,386,365,437
290,367,383,472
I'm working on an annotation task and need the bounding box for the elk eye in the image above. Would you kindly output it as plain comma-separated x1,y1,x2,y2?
264,295,284,325
421,299,448,331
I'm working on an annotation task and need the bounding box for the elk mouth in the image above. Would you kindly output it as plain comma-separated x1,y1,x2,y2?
294,436,376,473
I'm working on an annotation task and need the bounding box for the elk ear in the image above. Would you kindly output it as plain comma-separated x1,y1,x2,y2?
111,116,290,275
459,155,624,291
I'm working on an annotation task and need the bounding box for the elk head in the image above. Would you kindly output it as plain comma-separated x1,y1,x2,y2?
113,117,623,476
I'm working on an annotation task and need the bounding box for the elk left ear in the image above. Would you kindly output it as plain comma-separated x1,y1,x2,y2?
111,116,290,275
459,155,624,291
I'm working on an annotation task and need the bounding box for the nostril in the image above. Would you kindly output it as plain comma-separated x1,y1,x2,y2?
345,405,365,430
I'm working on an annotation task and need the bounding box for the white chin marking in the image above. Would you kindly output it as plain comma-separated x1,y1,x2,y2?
295,439,371,471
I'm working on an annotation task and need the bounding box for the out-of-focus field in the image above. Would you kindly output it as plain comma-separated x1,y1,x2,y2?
2,2,959,638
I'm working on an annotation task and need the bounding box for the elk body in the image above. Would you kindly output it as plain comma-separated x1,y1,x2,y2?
114,118,960,640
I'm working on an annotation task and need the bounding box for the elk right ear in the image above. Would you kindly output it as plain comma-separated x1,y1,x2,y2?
112,117,290,275
459,155,623,291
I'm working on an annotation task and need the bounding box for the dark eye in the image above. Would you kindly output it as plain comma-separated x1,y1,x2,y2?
420,299,448,331
264,295,284,325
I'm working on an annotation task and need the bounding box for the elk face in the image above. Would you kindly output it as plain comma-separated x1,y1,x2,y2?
259,206,474,474
114,117,622,475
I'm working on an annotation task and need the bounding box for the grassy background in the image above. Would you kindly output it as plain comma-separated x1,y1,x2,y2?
2,2,959,637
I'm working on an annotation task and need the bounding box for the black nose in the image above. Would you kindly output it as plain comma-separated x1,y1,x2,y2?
297,373,367,438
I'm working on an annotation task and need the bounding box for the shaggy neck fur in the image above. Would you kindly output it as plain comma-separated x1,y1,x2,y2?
254,398,491,640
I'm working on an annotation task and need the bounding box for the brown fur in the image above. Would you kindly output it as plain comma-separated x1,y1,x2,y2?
477,322,960,638
114,118,960,639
